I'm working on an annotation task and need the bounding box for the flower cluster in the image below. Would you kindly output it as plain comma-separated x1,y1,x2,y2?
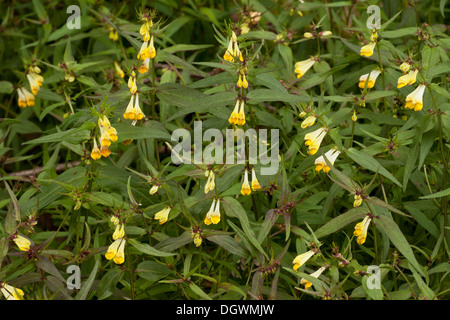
105,214,126,264
91,115,118,160
17,64,44,108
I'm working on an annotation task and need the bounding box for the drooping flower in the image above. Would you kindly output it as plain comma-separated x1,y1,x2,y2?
108,27,118,41
140,20,153,42
293,249,316,272
229,100,240,125
354,215,371,244
191,230,202,247
154,206,171,225
123,93,145,121
112,223,125,241
12,234,31,252
204,170,216,194
0,282,24,300
358,70,381,89
237,73,248,88
237,100,246,126
98,116,118,142
114,61,125,78
128,71,137,94
99,124,111,148
352,110,358,122
105,238,126,264
251,167,261,191
149,184,159,195
360,42,376,57
397,69,418,88
314,148,340,173
354,194,363,207
26,72,44,95
138,58,150,74
405,84,426,112
204,198,216,225
321,31,332,37
90,139,102,160
17,87,35,108
294,58,316,78
301,115,316,129
240,169,251,196
399,61,411,74
110,215,120,226
223,31,242,62
304,127,327,156
211,199,221,224
300,266,327,290
303,32,313,38
137,37,156,61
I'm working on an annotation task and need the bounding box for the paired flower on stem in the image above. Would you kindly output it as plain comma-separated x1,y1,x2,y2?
204,198,221,225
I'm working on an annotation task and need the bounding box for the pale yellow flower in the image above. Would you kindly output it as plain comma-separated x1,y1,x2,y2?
300,266,327,290
294,58,315,78
360,42,376,57
314,148,340,173
405,84,426,112
358,70,381,89
399,62,411,74
354,194,363,207
112,223,125,240
105,238,126,264
354,216,371,244
293,250,316,271
251,167,261,191
397,69,418,88
301,115,316,129
154,206,171,224
114,61,125,78
13,234,31,252
304,127,327,155
204,170,216,194
240,169,251,196
149,184,159,195
229,100,240,125
0,283,24,300
90,139,102,160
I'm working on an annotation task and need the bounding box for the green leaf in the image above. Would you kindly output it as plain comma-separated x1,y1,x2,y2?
346,148,402,187
0,81,14,94
76,257,99,300
375,215,425,278
128,239,176,257
419,187,450,199
136,261,172,282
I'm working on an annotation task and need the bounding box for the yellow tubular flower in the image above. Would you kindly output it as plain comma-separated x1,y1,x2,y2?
0,283,25,300
370,30,378,42
294,58,316,78
397,69,418,88
300,266,327,290
90,139,102,160
138,58,150,74
321,31,332,37
358,70,381,89
114,62,125,78
360,42,376,57
148,35,156,59
224,40,234,62
100,144,111,158
304,127,327,155
140,22,152,42
352,110,358,122
123,94,136,120
399,62,411,74
137,41,150,61
229,100,240,125
354,194,363,207
154,206,171,225
149,184,159,195
292,250,316,272
17,88,27,108
27,72,44,95
112,223,125,240
237,100,246,126
204,199,216,225
99,125,111,147
301,115,316,129
110,215,120,226
210,199,221,225
133,92,145,120
241,169,251,196
251,167,261,191
204,170,216,194
304,32,313,38
354,216,371,244
405,84,426,111
105,238,126,264
314,148,340,173
237,73,249,88
13,234,31,252
192,232,202,247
